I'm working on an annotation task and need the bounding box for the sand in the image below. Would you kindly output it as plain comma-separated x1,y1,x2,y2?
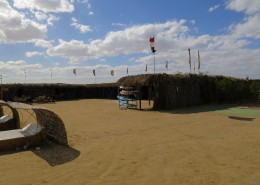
0,99,260,185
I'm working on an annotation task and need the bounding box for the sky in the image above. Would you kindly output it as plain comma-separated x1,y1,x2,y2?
0,0,260,84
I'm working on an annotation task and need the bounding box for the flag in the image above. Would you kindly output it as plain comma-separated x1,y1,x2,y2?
127,67,128,75
166,61,168,69
198,50,200,70
111,70,114,76
93,69,95,76
149,37,156,53
145,64,147,72
188,48,191,70
73,68,76,75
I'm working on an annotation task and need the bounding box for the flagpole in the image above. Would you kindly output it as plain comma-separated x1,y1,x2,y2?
50,68,53,83
198,50,200,74
188,48,191,73
153,53,155,74
24,69,27,84
166,61,168,74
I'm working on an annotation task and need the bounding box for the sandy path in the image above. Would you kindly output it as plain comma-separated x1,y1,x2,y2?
0,99,260,185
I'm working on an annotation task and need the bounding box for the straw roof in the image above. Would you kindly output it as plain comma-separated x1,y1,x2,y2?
117,73,197,87
117,74,156,86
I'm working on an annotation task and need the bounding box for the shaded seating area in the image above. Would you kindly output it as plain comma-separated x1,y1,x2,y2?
0,100,68,151
0,101,18,131
0,123,46,151
0,115,16,131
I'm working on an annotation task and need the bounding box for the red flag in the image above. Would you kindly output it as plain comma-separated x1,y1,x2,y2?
149,37,156,53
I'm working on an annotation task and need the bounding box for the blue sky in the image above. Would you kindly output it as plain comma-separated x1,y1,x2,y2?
0,0,260,84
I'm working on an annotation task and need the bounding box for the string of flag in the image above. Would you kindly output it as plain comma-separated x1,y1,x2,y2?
72,69,116,76
70,46,202,78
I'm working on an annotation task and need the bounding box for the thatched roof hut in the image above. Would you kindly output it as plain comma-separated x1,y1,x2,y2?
118,73,255,110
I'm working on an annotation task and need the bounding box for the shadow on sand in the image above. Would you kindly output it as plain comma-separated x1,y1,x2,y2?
32,140,80,166
0,140,80,167
228,116,255,121
157,104,235,114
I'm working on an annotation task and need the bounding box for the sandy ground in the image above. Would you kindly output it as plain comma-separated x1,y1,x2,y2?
0,99,260,185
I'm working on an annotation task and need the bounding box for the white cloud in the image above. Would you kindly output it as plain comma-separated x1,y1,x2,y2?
225,0,260,39
81,0,94,16
47,20,190,64
13,0,74,13
0,60,43,73
33,39,53,48
47,39,89,64
209,4,220,12
205,35,249,50
71,17,92,33
88,11,94,16
47,15,60,26
34,11,48,21
0,0,47,43
26,51,44,57
33,11,59,26
226,0,260,15
229,14,260,39
112,23,127,27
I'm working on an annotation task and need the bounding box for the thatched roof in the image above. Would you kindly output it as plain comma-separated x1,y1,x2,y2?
3,82,118,88
117,73,203,87
117,73,247,87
